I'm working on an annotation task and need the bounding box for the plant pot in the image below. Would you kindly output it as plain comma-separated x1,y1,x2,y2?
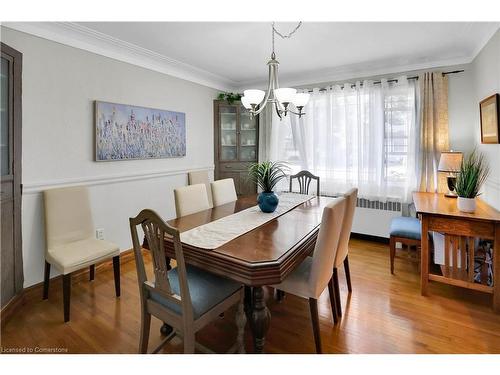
457,197,476,213
257,192,279,213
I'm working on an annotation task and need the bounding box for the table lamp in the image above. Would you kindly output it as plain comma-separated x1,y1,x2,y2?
438,151,463,197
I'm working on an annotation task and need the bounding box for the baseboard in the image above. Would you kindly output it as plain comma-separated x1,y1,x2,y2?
1,248,138,327
350,232,390,244
0,293,25,329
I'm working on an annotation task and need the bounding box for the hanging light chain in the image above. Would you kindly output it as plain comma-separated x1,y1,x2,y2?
271,21,302,56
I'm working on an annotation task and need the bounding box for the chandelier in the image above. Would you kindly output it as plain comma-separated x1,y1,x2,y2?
241,22,310,119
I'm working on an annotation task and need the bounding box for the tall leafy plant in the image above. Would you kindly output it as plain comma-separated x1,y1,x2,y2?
455,149,490,198
248,161,289,193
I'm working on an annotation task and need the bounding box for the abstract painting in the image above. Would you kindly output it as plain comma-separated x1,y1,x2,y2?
95,101,186,161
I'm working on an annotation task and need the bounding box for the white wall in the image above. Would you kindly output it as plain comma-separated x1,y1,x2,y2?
1,27,218,287
471,29,500,210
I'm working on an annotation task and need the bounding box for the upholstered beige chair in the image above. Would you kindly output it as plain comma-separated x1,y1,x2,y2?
272,198,346,353
331,188,358,319
188,170,213,208
43,186,120,322
129,209,246,354
210,178,237,207
174,184,210,217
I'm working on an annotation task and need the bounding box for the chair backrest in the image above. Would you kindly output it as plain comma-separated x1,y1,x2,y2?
43,186,94,251
334,188,358,268
210,178,237,207
129,209,194,322
289,170,320,196
188,170,213,208
309,198,346,297
174,184,210,218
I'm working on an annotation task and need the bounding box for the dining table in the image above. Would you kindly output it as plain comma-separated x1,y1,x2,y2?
143,193,337,353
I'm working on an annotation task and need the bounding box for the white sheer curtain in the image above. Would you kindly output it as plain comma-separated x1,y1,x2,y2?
260,77,419,203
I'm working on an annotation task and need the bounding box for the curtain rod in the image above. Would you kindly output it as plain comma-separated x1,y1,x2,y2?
309,69,465,92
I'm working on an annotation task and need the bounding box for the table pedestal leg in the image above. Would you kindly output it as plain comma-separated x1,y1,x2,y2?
248,286,270,354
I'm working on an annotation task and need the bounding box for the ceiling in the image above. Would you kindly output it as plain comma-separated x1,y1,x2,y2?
8,22,500,90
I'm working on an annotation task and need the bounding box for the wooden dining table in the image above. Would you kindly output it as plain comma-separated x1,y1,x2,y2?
144,194,336,353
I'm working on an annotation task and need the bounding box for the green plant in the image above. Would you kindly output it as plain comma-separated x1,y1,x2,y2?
248,161,289,193
454,149,490,198
217,92,242,104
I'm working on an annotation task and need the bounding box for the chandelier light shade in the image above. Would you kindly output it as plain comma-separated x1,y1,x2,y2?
274,88,297,104
241,22,309,119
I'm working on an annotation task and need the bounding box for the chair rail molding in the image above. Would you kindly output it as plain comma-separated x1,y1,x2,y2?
2,22,237,92
23,165,215,195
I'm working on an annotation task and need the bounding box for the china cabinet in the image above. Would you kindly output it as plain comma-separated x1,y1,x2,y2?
213,100,259,195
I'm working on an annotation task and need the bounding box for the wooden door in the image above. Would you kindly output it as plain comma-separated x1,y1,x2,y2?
1,43,23,309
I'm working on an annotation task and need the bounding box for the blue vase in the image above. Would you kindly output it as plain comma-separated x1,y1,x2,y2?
257,192,279,213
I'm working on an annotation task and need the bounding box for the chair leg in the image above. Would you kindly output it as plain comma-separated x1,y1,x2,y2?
43,261,51,300
390,236,396,274
343,255,352,293
333,268,342,317
275,289,285,302
112,255,121,297
62,274,71,322
139,307,151,354
308,298,322,354
327,277,338,324
89,264,95,281
183,331,196,354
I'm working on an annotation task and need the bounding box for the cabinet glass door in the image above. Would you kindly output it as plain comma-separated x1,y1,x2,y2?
1,57,9,176
239,106,257,161
219,105,237,161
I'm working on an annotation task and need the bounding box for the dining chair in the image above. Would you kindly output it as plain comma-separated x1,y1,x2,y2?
174,183,210,217
271,198,346,353
43,186,120,322
210,178,237,206
389,216,421,274
129,209,246,354
289,170,320,196
331,187,358,319
188,170,213,208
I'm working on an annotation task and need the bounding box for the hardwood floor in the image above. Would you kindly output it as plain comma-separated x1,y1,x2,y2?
2,238,500,354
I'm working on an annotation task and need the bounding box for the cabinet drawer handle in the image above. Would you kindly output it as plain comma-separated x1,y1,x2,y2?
225,165,232,169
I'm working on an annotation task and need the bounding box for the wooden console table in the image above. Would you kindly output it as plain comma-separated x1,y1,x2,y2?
413,192,500,312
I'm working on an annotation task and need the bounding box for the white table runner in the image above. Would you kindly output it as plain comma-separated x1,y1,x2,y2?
180,193,313,250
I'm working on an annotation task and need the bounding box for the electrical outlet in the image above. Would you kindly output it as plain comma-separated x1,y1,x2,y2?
96,228,105,240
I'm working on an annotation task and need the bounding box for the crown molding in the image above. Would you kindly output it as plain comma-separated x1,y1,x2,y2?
2,22,238,92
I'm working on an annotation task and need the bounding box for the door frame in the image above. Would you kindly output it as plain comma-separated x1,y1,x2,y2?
1,42,23,308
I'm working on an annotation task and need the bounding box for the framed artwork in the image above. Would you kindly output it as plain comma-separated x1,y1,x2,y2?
479,94,500,144
95,101,186,161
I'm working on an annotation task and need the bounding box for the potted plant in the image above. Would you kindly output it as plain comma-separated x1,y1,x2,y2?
454,150,490,213
248,161,289,213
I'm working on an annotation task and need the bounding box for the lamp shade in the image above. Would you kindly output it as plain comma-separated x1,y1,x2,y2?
241,96,252,109
274,88,297,104
292,93,310,107
243,90,265,105
438,151,463,172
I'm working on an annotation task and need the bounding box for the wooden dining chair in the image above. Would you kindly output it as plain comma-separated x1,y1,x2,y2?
188,170,213,208
271,198,346,353
211,178,237,206
389,216,421,274
331,188,358,320
129,209,246,354
289,170,320,196
43,186,120,322
174,183,210,217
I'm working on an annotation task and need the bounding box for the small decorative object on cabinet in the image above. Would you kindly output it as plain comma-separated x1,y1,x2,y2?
214,100,259,195
248,161,288,213
455,149,490,213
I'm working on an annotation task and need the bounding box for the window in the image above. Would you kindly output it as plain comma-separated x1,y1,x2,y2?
266,78,418,202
